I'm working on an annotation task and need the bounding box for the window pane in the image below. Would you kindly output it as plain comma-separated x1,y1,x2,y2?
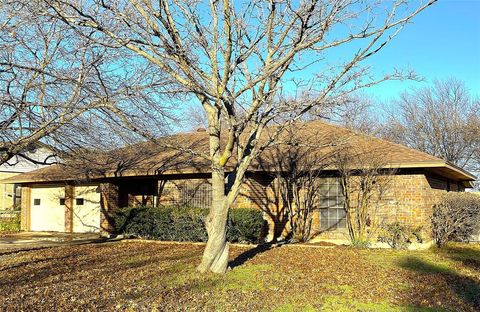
319,197,329,208
320,209,328,230
76,198,84,205
320,208,328,219
319,184,329,196
33,199,41,205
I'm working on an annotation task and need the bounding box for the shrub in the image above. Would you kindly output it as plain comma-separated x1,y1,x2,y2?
378,221,423,249
432,192,480,247
350,239,371,248
0,213,21,232
113,206,264,244
227,208,265,244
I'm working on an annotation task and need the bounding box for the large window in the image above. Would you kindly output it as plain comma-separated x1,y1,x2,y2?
319,178,346,230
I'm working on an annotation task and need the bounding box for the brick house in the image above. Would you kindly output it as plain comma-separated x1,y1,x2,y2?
2,121,475,244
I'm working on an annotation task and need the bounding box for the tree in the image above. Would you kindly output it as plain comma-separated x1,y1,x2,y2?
270,124,340,242
44,0,436,273
382,78,480,173
332,94,382,135
0,2,174,166
335,145,395,245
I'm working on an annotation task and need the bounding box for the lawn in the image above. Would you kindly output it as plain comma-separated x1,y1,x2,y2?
0,241,479,311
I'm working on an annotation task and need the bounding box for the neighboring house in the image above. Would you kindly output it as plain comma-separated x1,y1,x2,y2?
2,121,476,244
0,146,56,211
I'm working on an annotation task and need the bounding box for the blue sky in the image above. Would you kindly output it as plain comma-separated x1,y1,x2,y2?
363,0,480,101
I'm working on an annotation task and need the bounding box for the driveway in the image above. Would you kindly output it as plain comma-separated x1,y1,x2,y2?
0,232,117,251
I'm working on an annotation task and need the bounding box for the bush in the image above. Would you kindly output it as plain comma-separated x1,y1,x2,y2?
378,221,423,249
432,192,480,247
113,206,264,244
350,239,371,248
227,208,265,244
0,213,20,232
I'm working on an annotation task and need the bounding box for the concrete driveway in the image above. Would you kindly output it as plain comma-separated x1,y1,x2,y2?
0,232,118,251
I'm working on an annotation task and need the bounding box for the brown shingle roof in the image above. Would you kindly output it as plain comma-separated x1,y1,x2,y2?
2,121,475,184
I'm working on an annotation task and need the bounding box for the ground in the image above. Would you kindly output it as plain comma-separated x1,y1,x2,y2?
0,241,479,311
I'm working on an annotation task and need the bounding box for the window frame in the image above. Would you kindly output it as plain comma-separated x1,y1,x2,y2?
319,178,346,231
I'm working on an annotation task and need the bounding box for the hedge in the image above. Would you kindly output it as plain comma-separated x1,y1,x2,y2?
113,206,265,244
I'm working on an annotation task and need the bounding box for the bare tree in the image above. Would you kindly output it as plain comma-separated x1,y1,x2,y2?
0,2,175,166
335,146,395,245
319,92,381,135
271,125,339,242
382,78,480,173
43,0,436,273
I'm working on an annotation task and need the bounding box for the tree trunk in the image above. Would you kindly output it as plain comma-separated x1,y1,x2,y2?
197,167,230,274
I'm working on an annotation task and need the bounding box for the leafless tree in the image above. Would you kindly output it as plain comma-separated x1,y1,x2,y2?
270,125,339,242
382,78,480,173
0,2,175,166
43,0,436,273
335,146,395,245
320,92,381,135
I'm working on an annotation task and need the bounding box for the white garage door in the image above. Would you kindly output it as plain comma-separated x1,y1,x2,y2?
73,185,101,233
30,185,65,232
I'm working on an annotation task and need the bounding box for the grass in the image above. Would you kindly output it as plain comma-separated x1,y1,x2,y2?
0,241,479,311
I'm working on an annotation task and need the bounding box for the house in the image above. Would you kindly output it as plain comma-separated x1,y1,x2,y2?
1,121,475,244
0,146,56,211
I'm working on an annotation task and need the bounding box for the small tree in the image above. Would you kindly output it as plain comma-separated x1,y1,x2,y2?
336,146,395,245
272,127,338,242
432,192,480,247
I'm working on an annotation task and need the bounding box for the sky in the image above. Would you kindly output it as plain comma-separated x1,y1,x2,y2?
362,0,480,102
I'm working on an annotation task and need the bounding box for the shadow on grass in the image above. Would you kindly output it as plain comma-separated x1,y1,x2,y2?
228,243,277,269
439,245,480,272
398,256,480,309
0,236,116,257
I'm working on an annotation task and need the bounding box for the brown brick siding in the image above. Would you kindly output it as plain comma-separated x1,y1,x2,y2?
64,184,74,233
112,172,452,242
20,185,31,231
304,173,452,242
236,172,454,242
20,170,458,237
100,183,119,233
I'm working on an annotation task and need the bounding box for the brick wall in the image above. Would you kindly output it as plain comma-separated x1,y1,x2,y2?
235,172,453,242
100,183,120,233
92,171,457,240
64,184,74,233
20,185,31,231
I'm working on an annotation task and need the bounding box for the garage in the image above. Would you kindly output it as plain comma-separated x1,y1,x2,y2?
28,184,101,233
30,185,65,232
72,185,101,233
